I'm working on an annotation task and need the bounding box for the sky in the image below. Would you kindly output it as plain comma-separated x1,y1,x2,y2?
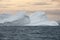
0,0,60,21
0,0,60,11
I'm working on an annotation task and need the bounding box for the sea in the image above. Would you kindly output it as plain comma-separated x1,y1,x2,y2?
0,26,60,40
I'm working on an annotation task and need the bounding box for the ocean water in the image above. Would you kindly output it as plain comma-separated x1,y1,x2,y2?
0,26,60,40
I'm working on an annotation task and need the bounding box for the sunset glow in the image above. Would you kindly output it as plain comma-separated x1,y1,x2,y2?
0,0,60,12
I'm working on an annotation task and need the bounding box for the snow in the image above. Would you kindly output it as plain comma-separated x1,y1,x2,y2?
0,11,59,26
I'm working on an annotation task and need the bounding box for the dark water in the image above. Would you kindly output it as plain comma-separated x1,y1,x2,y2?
0,26,60,40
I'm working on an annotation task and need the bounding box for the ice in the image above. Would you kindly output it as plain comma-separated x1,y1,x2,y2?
0,11,30,26
29,11,48,23
26,21,58,26
0,13,12,23
0,11,59,26
25,11,59,26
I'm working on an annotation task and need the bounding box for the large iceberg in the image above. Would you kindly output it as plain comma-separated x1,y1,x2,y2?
25,11,59,26
0,11,59,26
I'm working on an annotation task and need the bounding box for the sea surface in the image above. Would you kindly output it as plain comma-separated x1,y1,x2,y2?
0,26,60,40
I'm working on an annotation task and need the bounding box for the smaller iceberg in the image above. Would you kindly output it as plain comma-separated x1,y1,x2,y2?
25,11,59,26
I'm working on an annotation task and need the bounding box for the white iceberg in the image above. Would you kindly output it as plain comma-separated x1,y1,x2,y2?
0,11,59,26
25,11,59,26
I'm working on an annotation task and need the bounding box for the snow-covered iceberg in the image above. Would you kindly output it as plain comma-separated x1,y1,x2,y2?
25,11,59,26
0,11,59,26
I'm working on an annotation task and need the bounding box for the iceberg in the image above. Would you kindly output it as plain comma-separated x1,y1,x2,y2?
25,11,59,26
0,11,59,26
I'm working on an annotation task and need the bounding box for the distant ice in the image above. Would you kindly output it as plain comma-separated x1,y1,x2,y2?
0,11,59,26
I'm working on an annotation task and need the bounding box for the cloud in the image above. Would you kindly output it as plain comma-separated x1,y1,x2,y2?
31,2,50,5
0,0,11,2
51,0,60,2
